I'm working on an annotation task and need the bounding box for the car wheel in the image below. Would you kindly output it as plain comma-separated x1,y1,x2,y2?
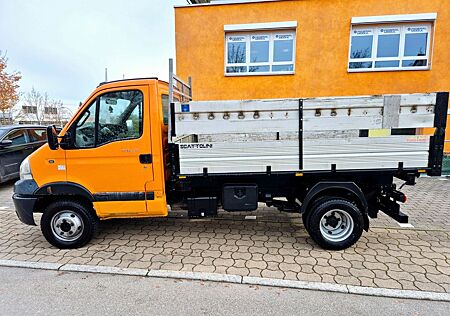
307,198,364,250
41,200,99,249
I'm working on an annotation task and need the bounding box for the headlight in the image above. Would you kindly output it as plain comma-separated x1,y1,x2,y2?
20,157,33,180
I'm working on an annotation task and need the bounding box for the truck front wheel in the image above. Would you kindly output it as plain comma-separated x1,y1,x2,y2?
307,198,363,250
40,200,99,249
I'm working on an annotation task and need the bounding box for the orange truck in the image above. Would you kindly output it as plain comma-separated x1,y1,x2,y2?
12,62,449,250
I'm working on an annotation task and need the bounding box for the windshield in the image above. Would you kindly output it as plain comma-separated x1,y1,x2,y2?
0,128,7,139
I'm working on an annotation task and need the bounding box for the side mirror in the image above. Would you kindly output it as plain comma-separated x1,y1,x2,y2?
47,125,59,150
0,139,13,148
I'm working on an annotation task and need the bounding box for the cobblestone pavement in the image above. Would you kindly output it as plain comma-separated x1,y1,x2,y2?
0,177,449,293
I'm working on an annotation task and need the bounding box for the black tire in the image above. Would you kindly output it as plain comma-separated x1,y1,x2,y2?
302,195,332,232
40,200,99,249
307,198,364,250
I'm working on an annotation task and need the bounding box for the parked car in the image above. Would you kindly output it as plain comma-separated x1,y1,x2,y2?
0,125,47,183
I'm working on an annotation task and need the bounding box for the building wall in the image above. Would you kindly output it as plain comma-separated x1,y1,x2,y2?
175,0,450,151
175,0,450,100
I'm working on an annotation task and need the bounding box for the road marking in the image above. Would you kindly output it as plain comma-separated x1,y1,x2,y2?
245,215,257,220
398,223,414,228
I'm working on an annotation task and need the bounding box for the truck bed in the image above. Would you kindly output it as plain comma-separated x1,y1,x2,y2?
171,93,447,176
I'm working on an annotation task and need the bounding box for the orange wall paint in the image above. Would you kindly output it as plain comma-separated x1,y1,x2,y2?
175,0,450,151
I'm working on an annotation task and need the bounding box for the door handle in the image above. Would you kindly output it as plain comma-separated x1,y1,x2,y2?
139,154,152,164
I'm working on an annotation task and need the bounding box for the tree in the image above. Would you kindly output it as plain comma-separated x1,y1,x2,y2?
0,51,21,124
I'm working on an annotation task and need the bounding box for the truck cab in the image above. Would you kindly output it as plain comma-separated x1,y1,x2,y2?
13,78,174,248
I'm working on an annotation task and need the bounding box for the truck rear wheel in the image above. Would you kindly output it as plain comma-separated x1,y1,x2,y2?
40,200,99,249
307,198,363,250
302,195,332,232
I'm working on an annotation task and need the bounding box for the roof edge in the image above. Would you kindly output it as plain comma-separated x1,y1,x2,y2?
176,0,289,9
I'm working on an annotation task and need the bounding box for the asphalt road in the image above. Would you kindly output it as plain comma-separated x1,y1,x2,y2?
0,267,448,316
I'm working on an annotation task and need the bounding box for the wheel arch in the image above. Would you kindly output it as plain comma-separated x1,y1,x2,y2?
34,182,94,201
33,182,95,214
301,182,369,231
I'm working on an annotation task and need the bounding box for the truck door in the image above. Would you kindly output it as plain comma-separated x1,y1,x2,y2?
65,86,154,217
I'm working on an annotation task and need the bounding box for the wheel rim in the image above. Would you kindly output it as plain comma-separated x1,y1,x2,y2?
319,209,354,243
51,210,84,242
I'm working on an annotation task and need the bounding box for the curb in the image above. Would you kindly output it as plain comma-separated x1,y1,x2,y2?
147,269,242,283
60,264,148,276
0,259,449,302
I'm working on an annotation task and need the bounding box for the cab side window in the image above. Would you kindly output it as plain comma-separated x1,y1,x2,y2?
161,94,179,125
74,90,143,148
5,129,28,146
162,94,169,125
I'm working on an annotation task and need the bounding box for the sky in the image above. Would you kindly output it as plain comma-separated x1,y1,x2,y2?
0,0,187,110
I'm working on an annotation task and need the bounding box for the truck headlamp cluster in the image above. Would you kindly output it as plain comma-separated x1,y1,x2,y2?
19,157,33,180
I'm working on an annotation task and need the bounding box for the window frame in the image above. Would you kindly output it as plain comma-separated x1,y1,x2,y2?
348,23,432,73
224,29,296,76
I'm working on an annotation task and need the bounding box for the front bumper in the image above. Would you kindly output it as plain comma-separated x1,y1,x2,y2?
13,179,39,226
13,194,37,226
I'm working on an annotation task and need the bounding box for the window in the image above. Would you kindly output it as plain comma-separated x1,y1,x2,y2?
28,129,47,142
4,129,28,146
348,24,431,72
161,94,180,126
225,31,295,75
74,99,97,148
22,106,37,114
73,90,143,148
44,107,58,115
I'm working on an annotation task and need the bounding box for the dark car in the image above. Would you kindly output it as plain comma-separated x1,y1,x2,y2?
0,125,47,183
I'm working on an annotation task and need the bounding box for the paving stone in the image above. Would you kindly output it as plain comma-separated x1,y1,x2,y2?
386,270,415,282
349,268,375,279
363,261,388,271
227,267,249,276
182,256,203,265
313,265,337,275
296,272,322,283
328,259,351,268
245,260,267,270
373,278,402,289
399,264,426,274
193,264,216,273
279,262,301,273
212,258,234,267
261,269,285,279
263,254,284,263
294,256,316,266
414,281,445,292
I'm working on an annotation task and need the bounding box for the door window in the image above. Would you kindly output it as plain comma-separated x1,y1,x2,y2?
4,129,28,146
28,129,47,142
74,99,97,148
73,90,143,148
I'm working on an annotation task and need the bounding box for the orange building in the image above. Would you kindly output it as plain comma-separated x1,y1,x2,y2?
175,0,450,152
